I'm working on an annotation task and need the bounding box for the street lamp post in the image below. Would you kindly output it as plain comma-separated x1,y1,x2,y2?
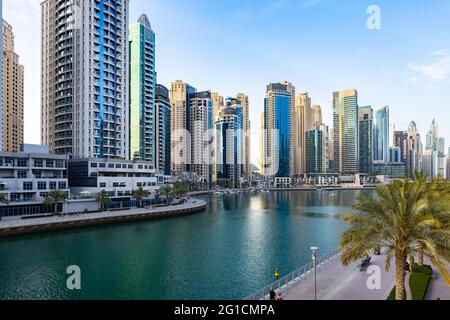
310,246,319,300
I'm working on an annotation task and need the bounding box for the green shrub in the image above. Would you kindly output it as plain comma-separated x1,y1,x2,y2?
411,263,432,276
409,272,432,300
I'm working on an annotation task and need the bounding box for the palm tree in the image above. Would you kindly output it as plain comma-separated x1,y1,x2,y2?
160,184,173,205
174,182,189,199
339,177,450,300
44,190,68,215
133,186,150,208
96,190,110,212
0,194,9,205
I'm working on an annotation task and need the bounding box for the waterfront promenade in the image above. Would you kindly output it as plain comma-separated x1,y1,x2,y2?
0,199,206,237
247,250,397,300
284,252,395,300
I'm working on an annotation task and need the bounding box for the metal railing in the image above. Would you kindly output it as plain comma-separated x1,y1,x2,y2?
244,248,341,300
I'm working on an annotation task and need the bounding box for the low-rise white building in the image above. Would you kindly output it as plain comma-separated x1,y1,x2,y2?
68,158,158,198
0,144,69,203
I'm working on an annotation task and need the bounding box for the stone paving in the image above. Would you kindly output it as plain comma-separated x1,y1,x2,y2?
283,252,396,300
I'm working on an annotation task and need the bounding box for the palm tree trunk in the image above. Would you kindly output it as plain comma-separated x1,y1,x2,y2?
395,253,406,300
54,202,58,215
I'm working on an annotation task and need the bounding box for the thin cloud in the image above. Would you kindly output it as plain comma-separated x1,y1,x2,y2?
407,49,450,81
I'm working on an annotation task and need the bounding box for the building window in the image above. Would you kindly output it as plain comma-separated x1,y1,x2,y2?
58,182,67,190
38,182,47,190
108,163,114,168
23,194,33,201
99,182,106,188
49,182,57,190
17,159,27,167
11,194,20,202
91,162,98,168
40,192,49,198
34,160,43,167
18,171,27,179
23,182,33,191
128,165,133,169
115,164,121,169
46,160,54,168
99,163,106,168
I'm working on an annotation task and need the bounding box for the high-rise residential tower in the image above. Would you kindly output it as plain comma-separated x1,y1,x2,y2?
236,93,251,175
41,0,130,159
264,82,295,177
129,14,156,162
216,105,243,188
292,92,311,175
394,131,408,166
155,84,171,175
332,89,359,174
305,129,323,174
170,80,196,173
358,106,373,175
190,91,213,187
311,105,322,128
2,20,24,152
374,106,390,162
406,121,423,178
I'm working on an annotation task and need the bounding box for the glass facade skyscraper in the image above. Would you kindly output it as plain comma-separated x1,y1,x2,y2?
41,0,130,159
305,129,323,174
155,84,171,175
332,89,359,174
264,82,295,178
129,14,156,162
374,106,390,163
216,104,243,187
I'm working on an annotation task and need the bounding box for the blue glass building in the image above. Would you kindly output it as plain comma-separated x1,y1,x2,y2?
264,82,295,178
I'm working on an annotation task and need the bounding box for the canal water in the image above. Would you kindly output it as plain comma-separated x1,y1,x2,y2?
0,190,370,300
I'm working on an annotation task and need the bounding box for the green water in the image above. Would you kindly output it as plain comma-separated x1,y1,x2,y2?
0,190,369,300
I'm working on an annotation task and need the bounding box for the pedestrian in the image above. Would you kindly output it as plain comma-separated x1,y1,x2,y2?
276,293,284,301
269,288,276,301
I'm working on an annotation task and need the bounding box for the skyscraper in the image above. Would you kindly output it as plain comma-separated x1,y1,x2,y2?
305,129,323,174
170,80,196,173
264,82,295,177
2,20,24,152
332,89,359,174
293,92,311,175
190,91,213,187
406,121,423,178
129,14,156,162
211,92,224,183
358,106,373,175
41,0,130,159
374,106,390,162
236,93,251,175
394,131,408,166
216,105,243,188
311,105,322,128
155,84,171,175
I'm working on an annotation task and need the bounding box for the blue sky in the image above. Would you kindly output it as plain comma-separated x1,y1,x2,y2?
4,0,450,163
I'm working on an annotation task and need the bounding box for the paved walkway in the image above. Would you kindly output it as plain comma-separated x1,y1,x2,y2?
283,252,396,300
425,257,450,300
0,199,206,229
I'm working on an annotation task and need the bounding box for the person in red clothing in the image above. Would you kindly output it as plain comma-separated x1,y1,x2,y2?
276,293,284,301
